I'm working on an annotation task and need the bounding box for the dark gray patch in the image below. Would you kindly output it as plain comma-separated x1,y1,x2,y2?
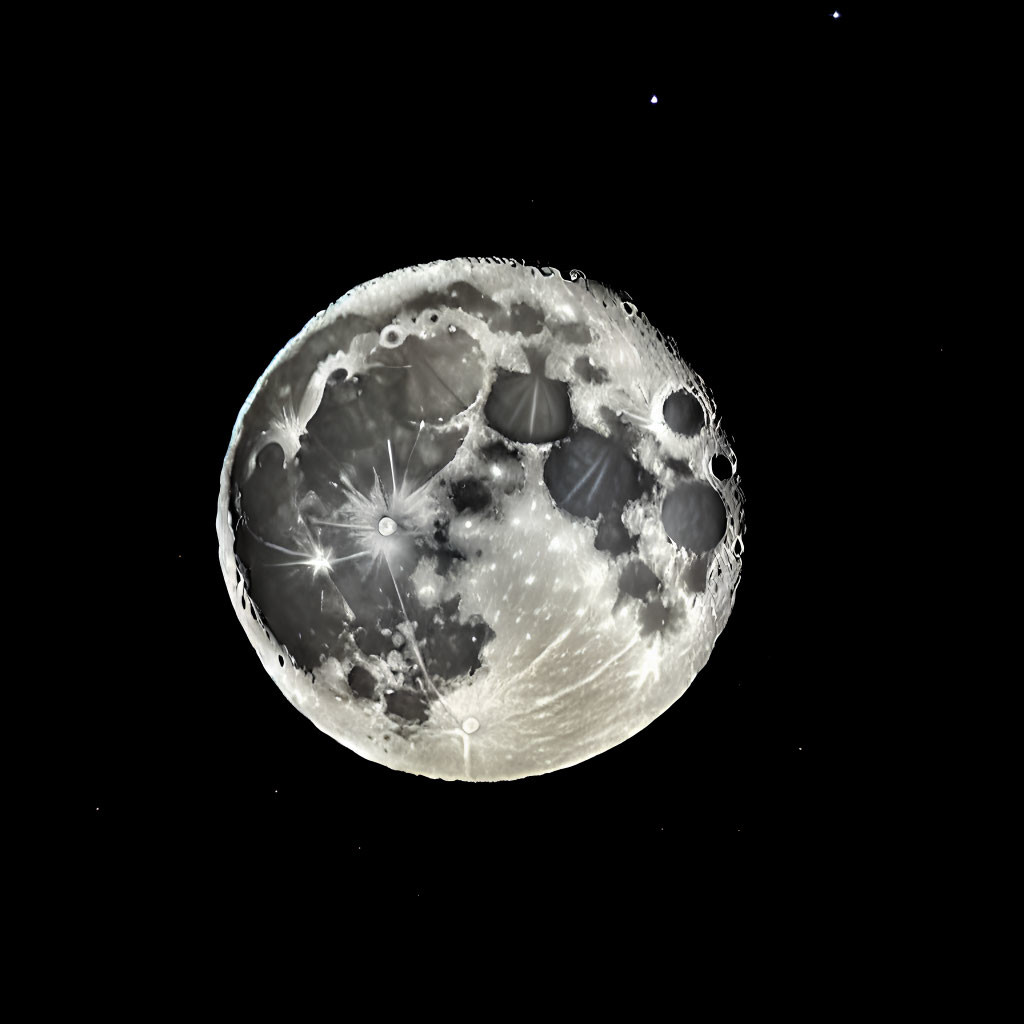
385,688,430,724
418,596,494,681
573,356,609,384
639,599,671,636
665,456,693,477
432,516,450,546
401,281,504,323
451,477,492,513
432,549,465,578
490,302,545,336
256,442,285,472
663,389,704,436
555,322,593,346
595,514,635,556
445,281,504,320
662,481,727,554
348,665,377,699
423,515,466,579
619,561,660,599
404,286,544,338
683,553,710,594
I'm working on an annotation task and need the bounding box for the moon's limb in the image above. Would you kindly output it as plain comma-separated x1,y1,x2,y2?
217,257,745,780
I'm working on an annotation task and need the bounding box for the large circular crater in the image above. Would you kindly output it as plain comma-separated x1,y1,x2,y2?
216,258,744,781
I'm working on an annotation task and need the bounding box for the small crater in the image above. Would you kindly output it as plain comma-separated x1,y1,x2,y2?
348,665,377,699
663,389,704,436
711,453,733,480
662,481,727,554
256,442,285,471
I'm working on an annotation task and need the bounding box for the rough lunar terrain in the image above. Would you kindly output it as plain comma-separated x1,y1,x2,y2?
216,258,744,780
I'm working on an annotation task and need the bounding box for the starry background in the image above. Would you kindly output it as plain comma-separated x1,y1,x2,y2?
62,3,950,915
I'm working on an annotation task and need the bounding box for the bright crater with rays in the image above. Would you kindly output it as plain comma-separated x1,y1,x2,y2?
216,258,744,781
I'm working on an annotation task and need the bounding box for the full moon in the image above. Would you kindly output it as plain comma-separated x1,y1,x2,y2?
217,258,744,781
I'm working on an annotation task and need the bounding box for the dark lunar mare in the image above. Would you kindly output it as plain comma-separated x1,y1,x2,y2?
231,320,499,721
543,426,655,556
484,348,573,445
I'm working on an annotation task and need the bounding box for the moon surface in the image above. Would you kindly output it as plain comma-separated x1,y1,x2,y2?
216,258,745,781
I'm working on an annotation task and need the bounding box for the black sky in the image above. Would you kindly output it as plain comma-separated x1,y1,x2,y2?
58,3,953,921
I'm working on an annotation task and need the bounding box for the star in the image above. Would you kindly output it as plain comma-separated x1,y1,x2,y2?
650,94,658,104
833,10,840,18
